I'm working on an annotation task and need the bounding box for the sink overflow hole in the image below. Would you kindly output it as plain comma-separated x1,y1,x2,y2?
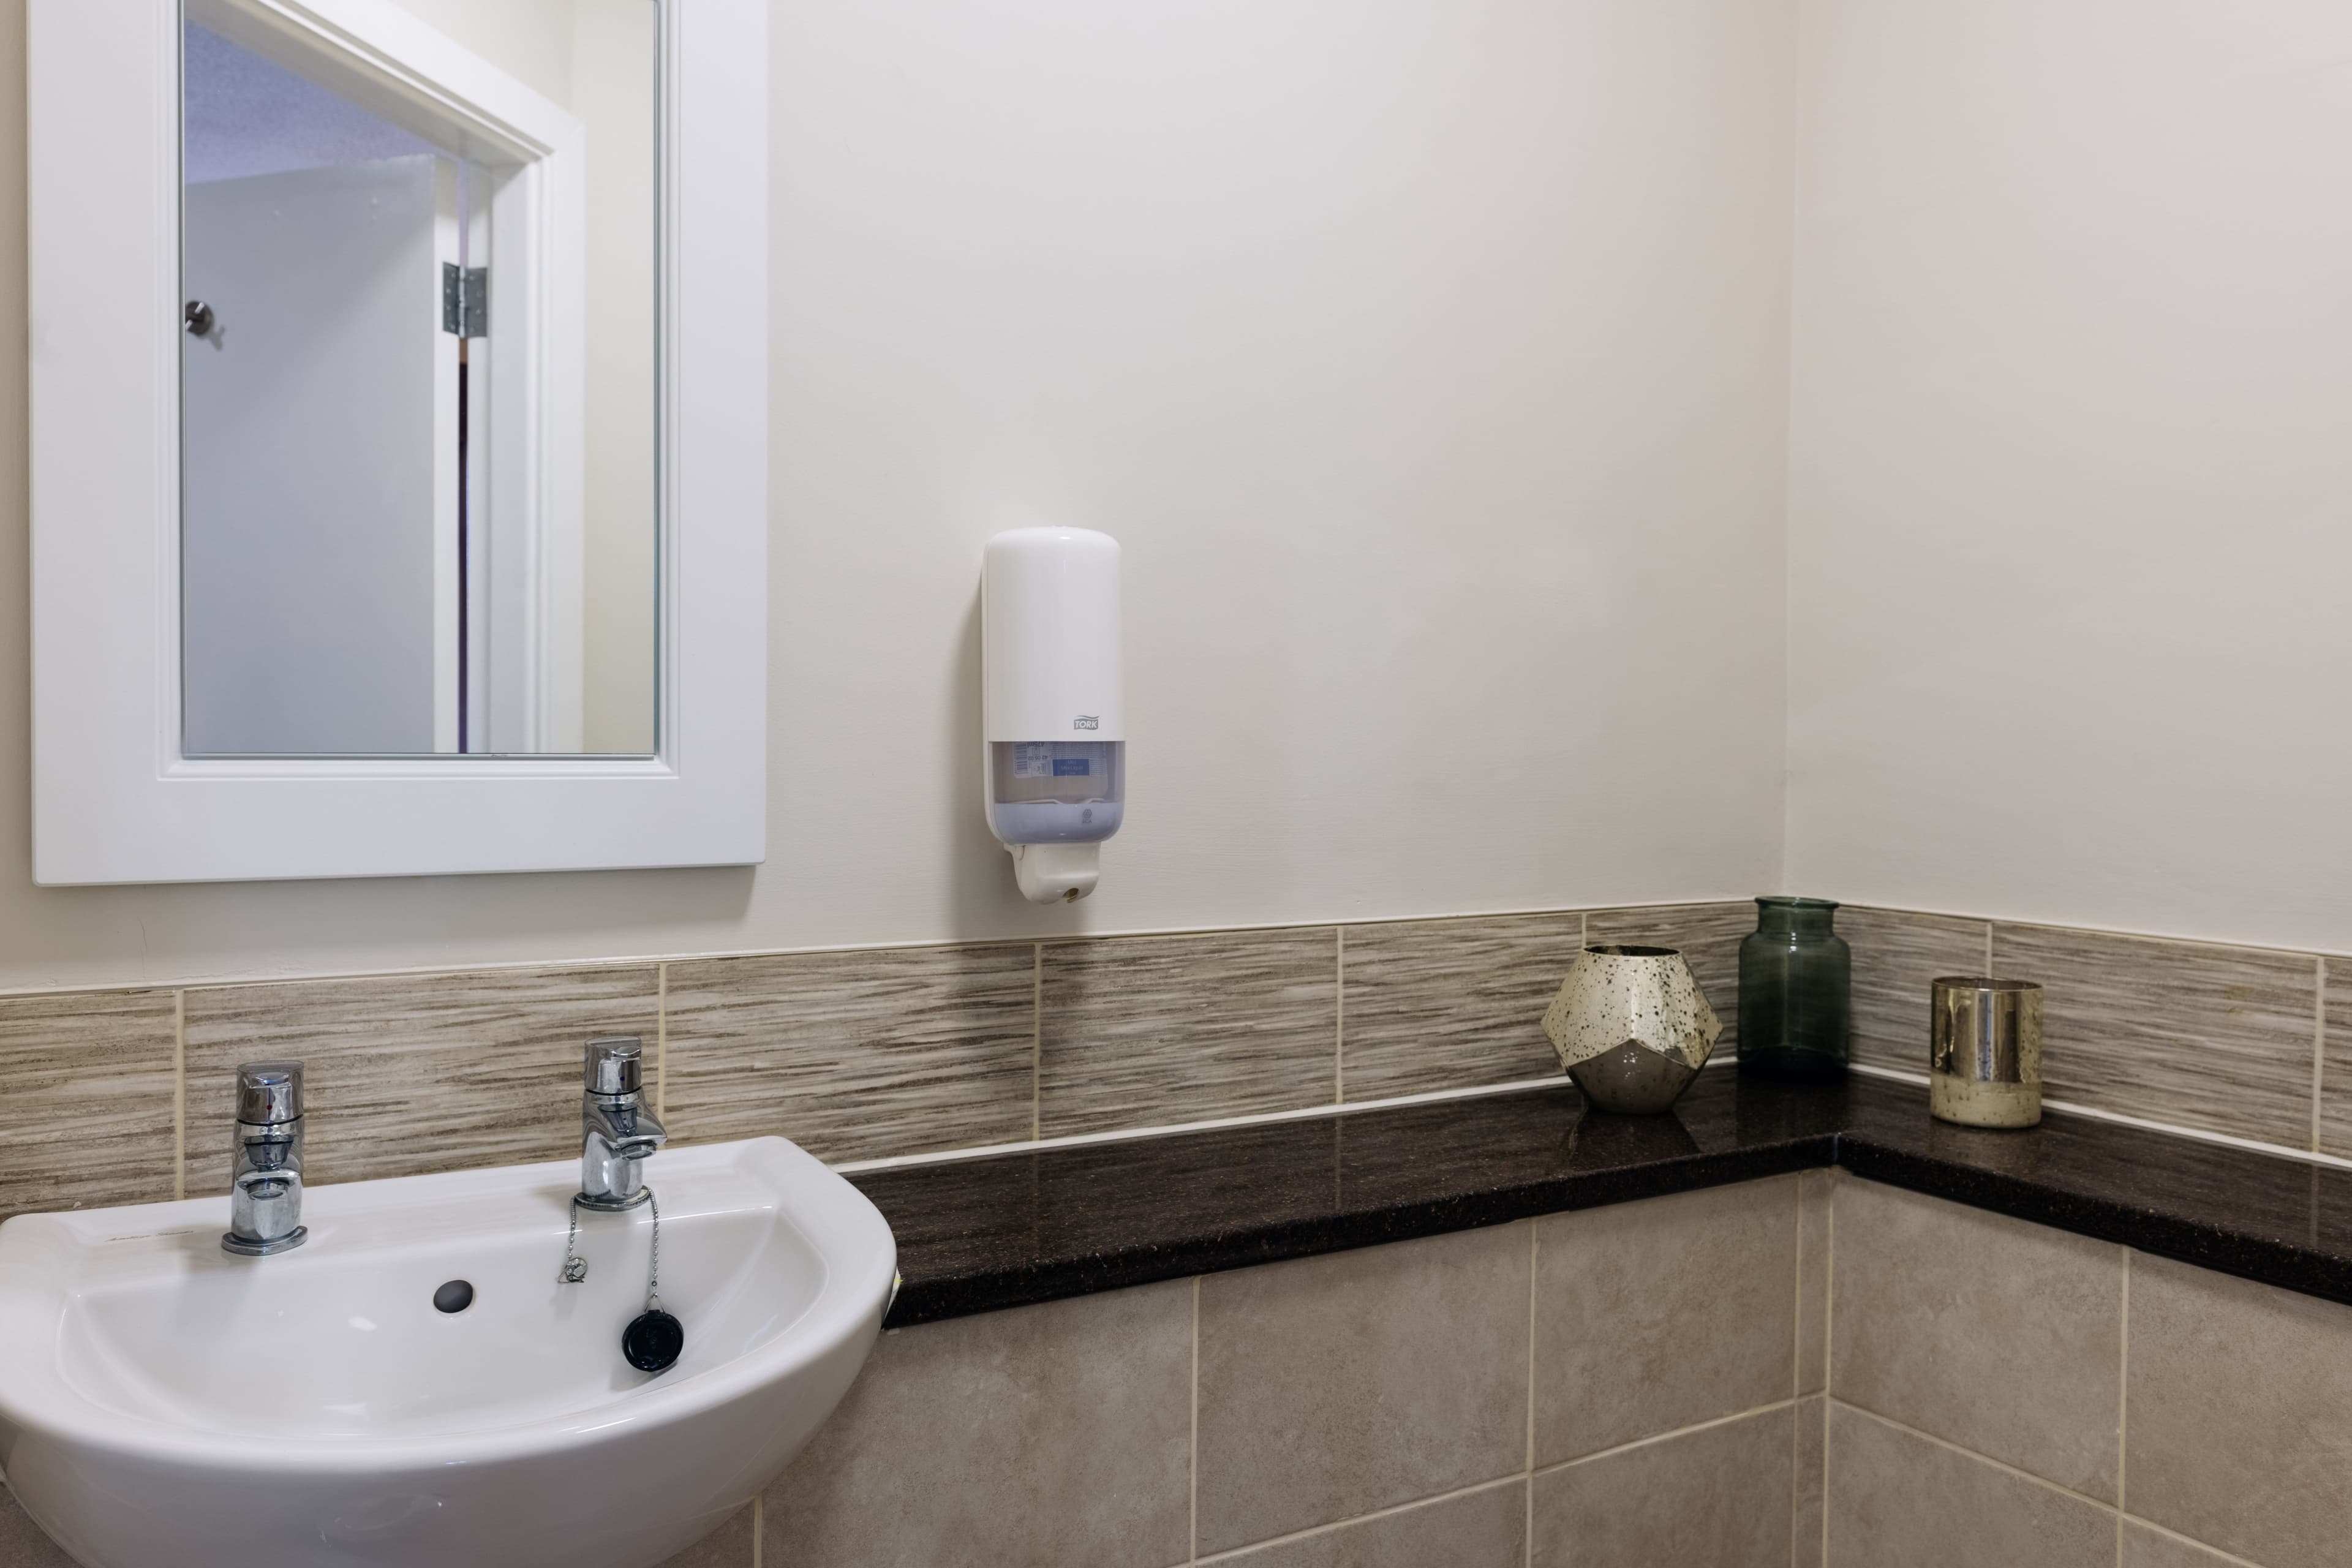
433,1280,475,1314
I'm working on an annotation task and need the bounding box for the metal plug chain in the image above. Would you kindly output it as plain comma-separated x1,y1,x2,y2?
643,1188,662,1311
558,1199,589,1284
556,1189,661,1306
560,1185,682,1374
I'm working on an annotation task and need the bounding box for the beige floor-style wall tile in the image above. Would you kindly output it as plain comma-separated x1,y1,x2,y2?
1797,1169,1831,1395
1841,907,1988,1075
1216,1481,1526,1568
1338,914,1579,1101
1039,928,1337,1139
2318,957,2352,1159
184,965,658,1193
1830,1178,2121,1499
1992,923,2317,1148
0,1485,77,1568
1794,1395,1826,1568
2120,1523,2253,1568
2127,1251,2352,1568
1196,1222,1530,1555
1530,1406,1794,1568
665,945,1036,1163
654,1507,753,1567
1825,1404,2113,1568
1533,1177,1798,1465
764,1280,1193,1568
1585,902,1754,1052
0,989,177,1222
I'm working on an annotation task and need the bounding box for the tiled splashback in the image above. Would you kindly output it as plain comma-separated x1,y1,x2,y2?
0,901,2342,1224
1845,908,2329,1152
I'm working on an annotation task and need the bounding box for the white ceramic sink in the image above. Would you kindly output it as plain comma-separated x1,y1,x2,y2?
0,1136,894,1568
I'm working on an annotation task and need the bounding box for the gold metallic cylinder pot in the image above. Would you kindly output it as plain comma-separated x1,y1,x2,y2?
1929,977,2043,1129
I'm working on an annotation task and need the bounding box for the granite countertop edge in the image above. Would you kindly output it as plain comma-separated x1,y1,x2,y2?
854,1073,2352,1329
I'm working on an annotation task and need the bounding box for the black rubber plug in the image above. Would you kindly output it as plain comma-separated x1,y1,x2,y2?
623,1308,684,1373
433,1280,475,1314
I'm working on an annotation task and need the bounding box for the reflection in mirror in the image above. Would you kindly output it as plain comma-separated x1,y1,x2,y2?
179,1,658,757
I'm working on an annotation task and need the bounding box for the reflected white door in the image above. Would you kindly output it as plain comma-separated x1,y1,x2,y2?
181,152,459,755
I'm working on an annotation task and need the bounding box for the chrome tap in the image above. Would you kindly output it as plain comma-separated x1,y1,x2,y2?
222,1061,307,1256
579,1037,666,1210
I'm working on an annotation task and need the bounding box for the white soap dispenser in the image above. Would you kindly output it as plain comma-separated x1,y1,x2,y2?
982,527,1124,903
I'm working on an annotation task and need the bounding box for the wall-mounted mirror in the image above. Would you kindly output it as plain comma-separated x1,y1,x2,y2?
179,1,658,756
31,0,766,884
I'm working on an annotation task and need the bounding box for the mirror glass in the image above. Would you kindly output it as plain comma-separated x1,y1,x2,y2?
179,0,658,756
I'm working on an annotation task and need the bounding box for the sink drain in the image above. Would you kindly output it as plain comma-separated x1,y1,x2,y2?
432,1280,475,1314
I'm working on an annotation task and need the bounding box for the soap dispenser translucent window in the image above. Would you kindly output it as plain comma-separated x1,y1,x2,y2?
982,528,1123,903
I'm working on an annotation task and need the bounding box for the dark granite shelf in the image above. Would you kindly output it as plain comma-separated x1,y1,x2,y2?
851,1069,2352,1328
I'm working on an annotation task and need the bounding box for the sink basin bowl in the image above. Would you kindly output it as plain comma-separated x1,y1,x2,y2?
0,1136,894,1568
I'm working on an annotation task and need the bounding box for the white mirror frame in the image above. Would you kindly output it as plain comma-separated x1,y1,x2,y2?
28,0,766,885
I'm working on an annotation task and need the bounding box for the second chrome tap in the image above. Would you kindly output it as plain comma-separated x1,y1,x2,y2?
578,1036,666,1210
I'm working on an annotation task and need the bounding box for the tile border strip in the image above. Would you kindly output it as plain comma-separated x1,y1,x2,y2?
5,899,2345,1219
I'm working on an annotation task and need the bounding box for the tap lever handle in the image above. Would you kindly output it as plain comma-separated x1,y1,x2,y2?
235,1061,304,1126
584,1036,644,1096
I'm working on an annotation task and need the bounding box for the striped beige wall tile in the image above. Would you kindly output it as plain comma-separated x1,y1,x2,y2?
1585,901,1755,1052
0,989,178,1223
2318,959,2352,1160
664,944,1037,1164
1038,927,1338,1139
1338,913,1580,1101
184,965,659,1193
1992,924,2318,1149
1843,907,1989,1075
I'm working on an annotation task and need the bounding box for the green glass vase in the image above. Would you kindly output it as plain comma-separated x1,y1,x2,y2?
1737,896,1851,1079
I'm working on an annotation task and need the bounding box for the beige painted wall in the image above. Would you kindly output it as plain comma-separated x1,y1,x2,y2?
1,0,1798,989
1784,0,2352,954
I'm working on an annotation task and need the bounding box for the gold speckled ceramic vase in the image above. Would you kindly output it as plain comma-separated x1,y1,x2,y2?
1540,944,1722,1114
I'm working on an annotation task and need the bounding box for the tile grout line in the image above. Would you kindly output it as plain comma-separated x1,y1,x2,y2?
1830,1399,2119,1515
1189,1275,1200,1564
655,963,668,1121
1785,1409,1797,1568
1790,1175,1804,1567
172,989,186,1202
1525,1218,1537,1568
2114,1515,2269,1568
833,1074,1572,1175
1191,1475,1527,1566
1031,944,1044,1143
1820,1172,1835,1567
2115,1248,2130,1568
1792,1177,1804,1400
2312,956,2326,1154
1333,926,1345,1106
1983,919,1994,976
1533,1396,1801,1480
1845,1060,2352,1172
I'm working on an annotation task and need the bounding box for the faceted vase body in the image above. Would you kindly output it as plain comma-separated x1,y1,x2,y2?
1737,897,1851,1079
1542,944,1721,1114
